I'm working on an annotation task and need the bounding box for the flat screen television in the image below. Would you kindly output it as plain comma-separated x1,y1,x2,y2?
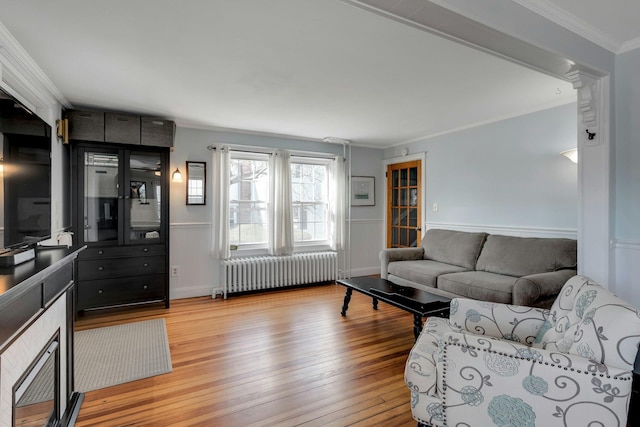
0,87,52,252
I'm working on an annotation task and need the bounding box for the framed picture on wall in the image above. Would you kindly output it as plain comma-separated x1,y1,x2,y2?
351,176,375,206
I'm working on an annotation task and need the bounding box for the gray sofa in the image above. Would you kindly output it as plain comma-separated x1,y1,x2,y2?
379,228,577,308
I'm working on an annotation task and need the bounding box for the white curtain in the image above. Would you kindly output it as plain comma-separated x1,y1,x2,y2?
210,146,231,259
269,149,293,255
329,155,346,251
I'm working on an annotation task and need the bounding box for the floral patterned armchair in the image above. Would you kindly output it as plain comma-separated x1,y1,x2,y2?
405,275,640,427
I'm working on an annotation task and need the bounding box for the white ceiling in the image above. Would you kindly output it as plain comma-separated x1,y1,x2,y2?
0,0,630,148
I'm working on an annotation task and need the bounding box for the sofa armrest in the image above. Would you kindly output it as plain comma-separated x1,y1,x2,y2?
442,331,633,427
449,298,549,344
513,270,577,308
379,247,425,278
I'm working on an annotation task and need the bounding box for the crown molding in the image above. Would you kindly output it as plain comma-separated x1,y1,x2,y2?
511,0,622,53
619,37,640,54
0,21,70,109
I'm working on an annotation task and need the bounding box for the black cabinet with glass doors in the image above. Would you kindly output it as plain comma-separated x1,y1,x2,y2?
72,142,169,313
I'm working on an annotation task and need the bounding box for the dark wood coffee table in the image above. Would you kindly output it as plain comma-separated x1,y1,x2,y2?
337,277,451,339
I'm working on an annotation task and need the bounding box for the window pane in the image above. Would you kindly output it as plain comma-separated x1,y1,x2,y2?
229,156,269,246
291,161,330,243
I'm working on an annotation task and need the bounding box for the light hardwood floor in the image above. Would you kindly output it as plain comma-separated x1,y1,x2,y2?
74,283,418,427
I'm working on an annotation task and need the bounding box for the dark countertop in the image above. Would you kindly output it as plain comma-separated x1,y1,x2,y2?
0,246,83,302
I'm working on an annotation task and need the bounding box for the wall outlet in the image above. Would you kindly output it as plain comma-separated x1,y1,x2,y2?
432,202,439,212
171,266,180,276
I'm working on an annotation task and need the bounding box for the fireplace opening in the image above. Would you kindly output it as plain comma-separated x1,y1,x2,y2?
13,336,59,427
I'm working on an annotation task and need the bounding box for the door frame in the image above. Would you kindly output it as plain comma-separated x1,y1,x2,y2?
382,152,427,248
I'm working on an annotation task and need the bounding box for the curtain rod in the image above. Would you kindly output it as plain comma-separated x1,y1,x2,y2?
207,145,338,160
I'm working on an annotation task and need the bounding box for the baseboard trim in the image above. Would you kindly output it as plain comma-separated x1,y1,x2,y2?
170,285,215,300
350,266,380,277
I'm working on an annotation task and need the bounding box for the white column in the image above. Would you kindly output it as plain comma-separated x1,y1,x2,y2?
566,69,612,287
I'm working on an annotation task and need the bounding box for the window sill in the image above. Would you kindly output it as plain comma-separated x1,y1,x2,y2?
229,243,334,258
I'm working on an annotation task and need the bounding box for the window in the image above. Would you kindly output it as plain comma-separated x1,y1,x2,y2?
226,151,334,253
291,159,330,245
229,153,270,248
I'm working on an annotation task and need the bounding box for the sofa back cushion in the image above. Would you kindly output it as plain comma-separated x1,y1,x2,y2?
421,229,487,269
475,235,577,277
533,275,640,371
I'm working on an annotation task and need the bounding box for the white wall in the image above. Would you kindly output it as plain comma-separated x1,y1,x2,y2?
383,103,578,237
613,48,640,303
349,145,385,276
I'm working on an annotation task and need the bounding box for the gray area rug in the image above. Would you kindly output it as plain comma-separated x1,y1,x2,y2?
18,319,172,406
75,318,173,393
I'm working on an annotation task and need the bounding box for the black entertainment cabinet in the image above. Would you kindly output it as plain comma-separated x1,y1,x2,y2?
68,109,173,314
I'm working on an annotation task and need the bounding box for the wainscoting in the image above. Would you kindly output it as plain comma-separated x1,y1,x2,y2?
169,220,387,300
169,222,217,300
614,239,640,308
349,218,384,277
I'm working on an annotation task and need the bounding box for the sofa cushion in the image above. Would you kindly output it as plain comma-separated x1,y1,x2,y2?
437,271,517,304
388,260,468,288
421,229,487,269
475,235,577,277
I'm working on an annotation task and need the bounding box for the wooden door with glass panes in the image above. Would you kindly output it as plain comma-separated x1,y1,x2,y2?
387,160,422,248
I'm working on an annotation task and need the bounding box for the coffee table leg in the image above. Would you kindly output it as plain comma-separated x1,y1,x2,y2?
341,288,353,316
372,297,378,310
413,314,423,340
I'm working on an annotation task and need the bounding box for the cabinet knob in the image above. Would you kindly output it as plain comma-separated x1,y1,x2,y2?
98,266,104,271
143,248,149,252
143,285,148,290
143,263,149,267
98,250,104,255
98,289,103,294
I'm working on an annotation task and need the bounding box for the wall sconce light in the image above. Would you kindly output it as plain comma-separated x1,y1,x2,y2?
171,168,183,182
56,118,69,144
560,148,578,164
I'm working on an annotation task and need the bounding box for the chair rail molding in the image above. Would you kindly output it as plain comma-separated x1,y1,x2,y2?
566,67,611,288
425,222,577,240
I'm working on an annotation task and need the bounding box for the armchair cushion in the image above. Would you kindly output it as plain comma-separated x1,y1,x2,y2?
449,298,549,344
533,275,640,371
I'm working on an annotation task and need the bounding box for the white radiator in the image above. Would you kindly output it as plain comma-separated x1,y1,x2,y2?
222,251,337,297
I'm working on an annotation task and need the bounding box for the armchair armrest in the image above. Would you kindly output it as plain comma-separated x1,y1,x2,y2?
379,247,424,278
449,298,549,345
513,269,577,308
442,331,634,427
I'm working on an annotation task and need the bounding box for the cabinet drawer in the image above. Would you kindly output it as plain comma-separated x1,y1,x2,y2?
67,110,105,142
77,274,165,310
77,255,165,280
105,113,140,144
141,117,174,147
79,245,166,259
